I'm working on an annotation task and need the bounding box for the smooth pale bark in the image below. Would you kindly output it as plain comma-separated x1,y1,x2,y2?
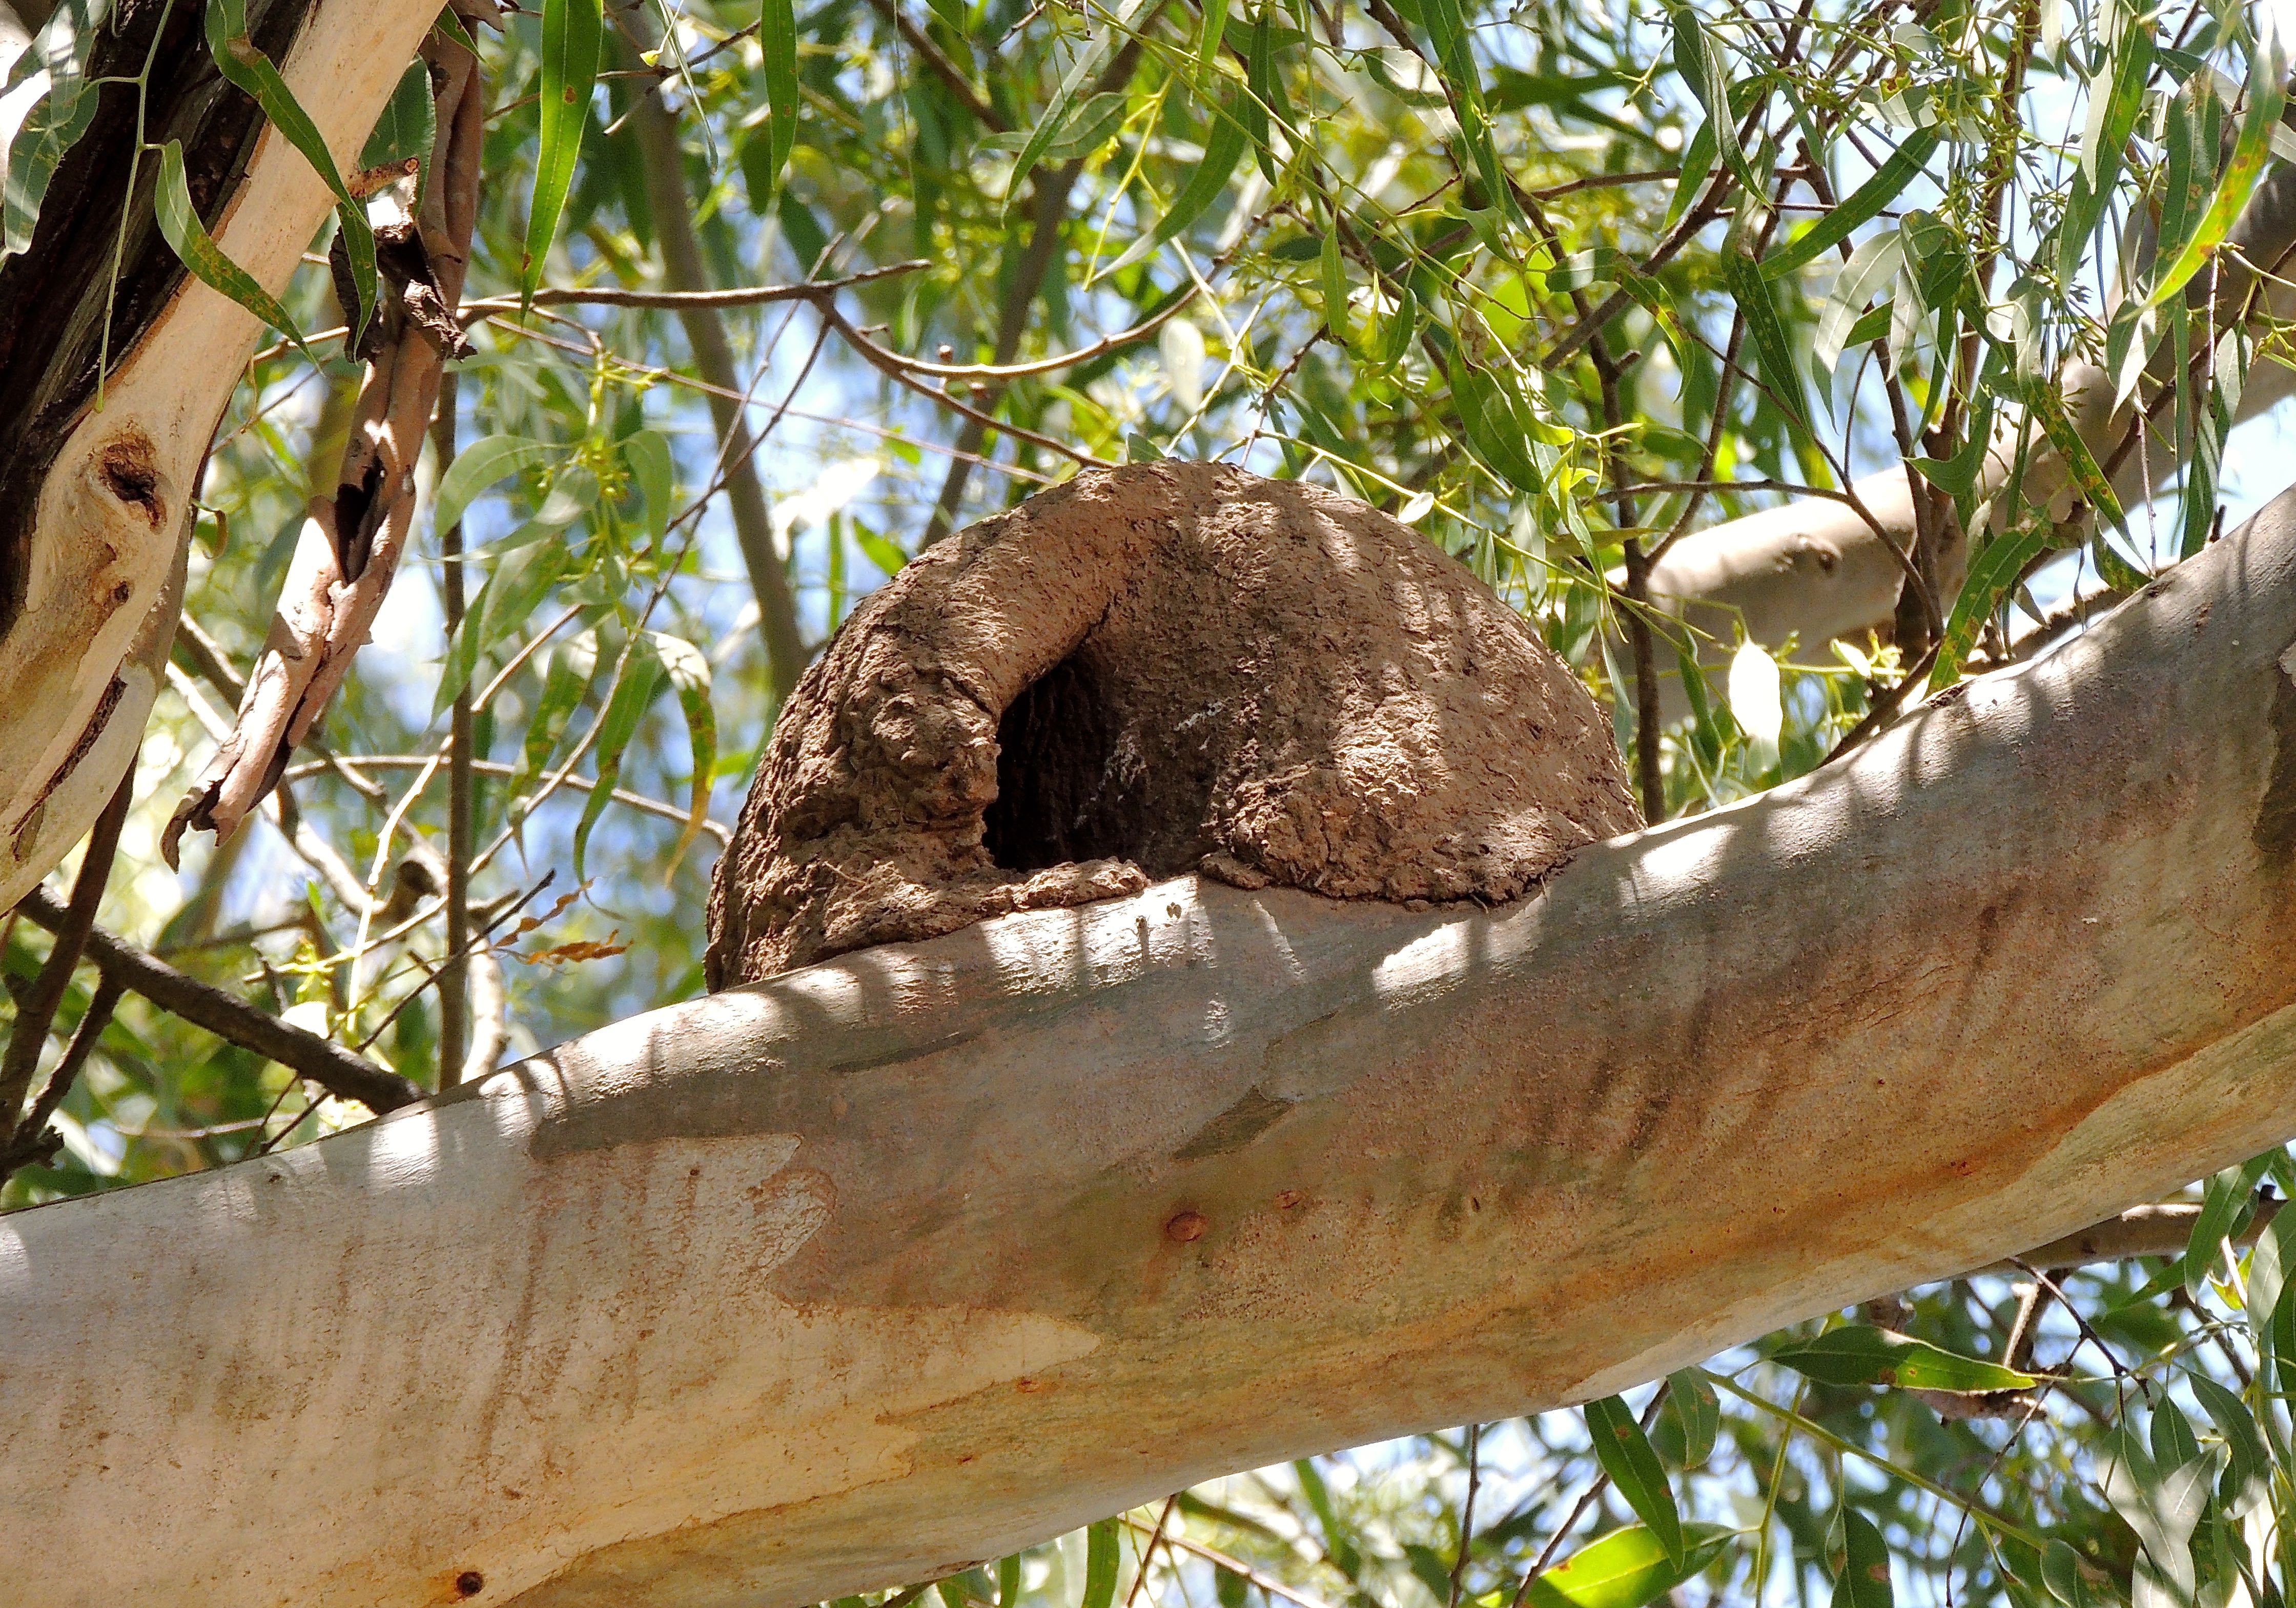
0,0,436,910
10,476,2296,1605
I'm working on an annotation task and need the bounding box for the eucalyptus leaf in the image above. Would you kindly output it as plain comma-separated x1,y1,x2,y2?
1769,1325,2035,1393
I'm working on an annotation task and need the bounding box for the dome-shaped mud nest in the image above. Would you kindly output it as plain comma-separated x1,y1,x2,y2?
705,461,1641,987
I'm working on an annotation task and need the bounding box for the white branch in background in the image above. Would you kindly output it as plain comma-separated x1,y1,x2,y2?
10,478,2296,1605
0,0,442,911
1642,174,2296,702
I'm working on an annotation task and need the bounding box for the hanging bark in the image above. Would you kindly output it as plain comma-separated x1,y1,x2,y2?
165,2,495,862
8,472,2296,1606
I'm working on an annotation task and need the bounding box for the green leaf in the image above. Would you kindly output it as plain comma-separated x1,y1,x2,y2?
620,430,673,543
1451,362,1544,495
1769,1325,2036,1393
1585,1396,1684,1566
1722,251,1810,440
2026,382,2127,535
433,4,479,53
2148,28,2286,308
2041,1540,2104,1608
532,462,600,530
2102,1429,2208,1608
1293,1459,1362,1579
572,632,667,880
1665,1370,1719,1469
2187,1372,2271,1517
3,0,106,263
2151,74,2221,286
1004,0,1154,193
1419,0,1510,214
526,0,605,305
1913,396,1994,499
205,0,376,339
1244,8,1289,184
1195,0,1232,81
434,436,559,537
435,539,572,715
361,58,437,175
754,0,799,202
516,629,600,795
649,631,716,878
854,528,908,576
1145,92,1248,255
152,139,313,361
1515,1523,1734,1608
1930,519,2051,689
997,1554,1021,1608
2245,1198,2296,1343
2186,1156,2272,1295
1830,1509,1892,1608
1080,1519,1121,1608
1024,90,1129,163
1548,246,1634,292
1668,5,1754,191
1814,229,1903,373
1765,130,1938,279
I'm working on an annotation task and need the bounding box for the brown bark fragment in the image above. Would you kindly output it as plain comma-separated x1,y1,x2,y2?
707,461,1641,985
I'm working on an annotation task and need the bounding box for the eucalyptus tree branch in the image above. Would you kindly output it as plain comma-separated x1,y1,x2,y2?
1644,148,2296,720
13,888,423,1112
0,0,451,911
1979,1198,2284,1273
15,472,2296,1602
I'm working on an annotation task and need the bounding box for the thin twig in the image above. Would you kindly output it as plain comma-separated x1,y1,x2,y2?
1448,1424,1483,1608
454,258,931,319
865,0,1009,131
1126,1495,1180,1608
1,762,136,1124
0,975,124,1181
433,371,474,1091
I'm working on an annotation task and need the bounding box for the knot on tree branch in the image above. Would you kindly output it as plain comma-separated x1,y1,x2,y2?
705,461,1641,986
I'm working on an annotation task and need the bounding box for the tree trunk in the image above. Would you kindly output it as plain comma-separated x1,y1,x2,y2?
8,476,2296,1604
0,0,437,909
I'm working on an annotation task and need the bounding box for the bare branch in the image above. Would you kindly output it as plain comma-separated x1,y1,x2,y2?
14,889,424,1113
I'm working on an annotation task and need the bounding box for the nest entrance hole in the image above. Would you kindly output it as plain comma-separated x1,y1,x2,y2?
981,649,1207,877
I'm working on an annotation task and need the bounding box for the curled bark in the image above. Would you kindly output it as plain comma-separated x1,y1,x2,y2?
165,5,494,863
707,461,1641,984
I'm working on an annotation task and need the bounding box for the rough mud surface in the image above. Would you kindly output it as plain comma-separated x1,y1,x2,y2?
705,461,1641,986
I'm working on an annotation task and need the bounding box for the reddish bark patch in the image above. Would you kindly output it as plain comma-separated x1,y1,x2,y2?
706,462,1640,985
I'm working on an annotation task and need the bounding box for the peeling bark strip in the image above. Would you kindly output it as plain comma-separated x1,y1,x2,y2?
10,482,2296,1605
166,2,496,863
707,461,1643,984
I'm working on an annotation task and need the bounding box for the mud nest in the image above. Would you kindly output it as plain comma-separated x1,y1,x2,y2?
704,461,1641,986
